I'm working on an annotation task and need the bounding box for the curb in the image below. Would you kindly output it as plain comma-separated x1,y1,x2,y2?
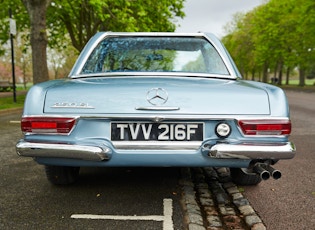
181,167,266,230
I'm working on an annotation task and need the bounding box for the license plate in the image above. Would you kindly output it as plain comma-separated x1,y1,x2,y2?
111,122,203,141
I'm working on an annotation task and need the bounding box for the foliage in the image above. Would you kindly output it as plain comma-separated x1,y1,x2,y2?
0,0,185,83
48,0,185,51
0,0,185,52
0,0,29,55
223,0,315,86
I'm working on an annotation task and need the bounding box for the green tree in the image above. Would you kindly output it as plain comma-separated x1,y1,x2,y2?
48,0,185,52
0,0,185,83
223,0,315,86
223,12,257,80
0,1,29,55
293,0,315,86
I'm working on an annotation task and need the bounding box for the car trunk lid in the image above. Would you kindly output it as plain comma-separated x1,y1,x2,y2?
43,77,270,115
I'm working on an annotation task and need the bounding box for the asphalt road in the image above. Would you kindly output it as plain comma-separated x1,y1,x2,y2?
0,113,185,229
243,90,315,229
0,90,314,229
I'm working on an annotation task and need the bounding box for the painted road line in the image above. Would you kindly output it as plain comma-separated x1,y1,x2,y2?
71,214,164,221
71,198,174,230
163,198,174,230
9,121,21,124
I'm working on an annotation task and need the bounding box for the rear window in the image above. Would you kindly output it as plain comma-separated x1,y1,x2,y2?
81,36,229,75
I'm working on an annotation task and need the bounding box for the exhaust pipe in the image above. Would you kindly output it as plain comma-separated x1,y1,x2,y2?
262,165,282,180
253,164,270,180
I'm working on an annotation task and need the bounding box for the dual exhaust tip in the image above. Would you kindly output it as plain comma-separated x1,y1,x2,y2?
253,164,282,180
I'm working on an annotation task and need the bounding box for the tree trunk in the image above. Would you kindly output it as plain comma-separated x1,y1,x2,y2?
285,67,290,85
22,0,51,84
251,69,255,81
277,61,283,86
299,68,306,87
273,61,278,83
262,62,269,83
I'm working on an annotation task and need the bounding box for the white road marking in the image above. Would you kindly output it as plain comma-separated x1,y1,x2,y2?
71,214,164,221
71,198,174,230
9,121,21,124
163,198,174,230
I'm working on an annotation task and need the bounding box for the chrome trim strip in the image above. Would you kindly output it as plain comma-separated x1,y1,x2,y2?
112,141,202,150
72,72,235,79
16,141,111,161
206,142,296,159
135,106,180,111
22,115,290,122
79,115,289,121
50,105,95,109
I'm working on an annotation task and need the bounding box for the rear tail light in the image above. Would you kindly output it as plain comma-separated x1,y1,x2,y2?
238,120,291,136
21,117,77,134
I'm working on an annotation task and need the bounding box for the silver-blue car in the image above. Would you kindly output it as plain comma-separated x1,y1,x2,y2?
16,32,296,185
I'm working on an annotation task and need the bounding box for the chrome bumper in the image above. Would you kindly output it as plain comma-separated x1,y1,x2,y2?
16,140,295,162
205,142,296,160
16,140,111,161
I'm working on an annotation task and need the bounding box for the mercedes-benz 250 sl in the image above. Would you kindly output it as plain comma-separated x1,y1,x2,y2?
16,32,295,185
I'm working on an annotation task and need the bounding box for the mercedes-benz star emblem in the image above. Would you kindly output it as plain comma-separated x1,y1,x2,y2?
146,88,168,106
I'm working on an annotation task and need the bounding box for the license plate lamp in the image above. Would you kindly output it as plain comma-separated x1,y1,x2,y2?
215,122,231,138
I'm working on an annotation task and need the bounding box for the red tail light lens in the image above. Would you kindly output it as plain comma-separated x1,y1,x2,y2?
238,120,291,136
21,117,77,134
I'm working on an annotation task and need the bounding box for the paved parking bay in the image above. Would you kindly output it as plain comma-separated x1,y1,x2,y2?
1,90,314,229
71,198,173,229
0,114,185,229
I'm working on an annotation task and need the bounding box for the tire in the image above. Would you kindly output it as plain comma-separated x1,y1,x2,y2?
44,165,80,185
230,168,262,186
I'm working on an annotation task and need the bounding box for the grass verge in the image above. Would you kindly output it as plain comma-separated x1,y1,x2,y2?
0,95,26,110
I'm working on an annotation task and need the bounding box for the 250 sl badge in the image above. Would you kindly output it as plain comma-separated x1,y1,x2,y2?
111,122,203,141
51,102,94,109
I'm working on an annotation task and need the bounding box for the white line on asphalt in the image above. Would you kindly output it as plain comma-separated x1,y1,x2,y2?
163,198,174,230
9,121,21,124
71,214,164,221
71,198,174,230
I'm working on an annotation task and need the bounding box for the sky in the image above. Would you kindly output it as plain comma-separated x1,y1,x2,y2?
176,0,264,37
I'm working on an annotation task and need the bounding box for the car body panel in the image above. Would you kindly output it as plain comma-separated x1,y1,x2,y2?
43,77,270,115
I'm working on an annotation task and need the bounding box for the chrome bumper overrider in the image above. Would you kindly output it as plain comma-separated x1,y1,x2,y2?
16,140,295,162
205,142,296,159
16,141,111,161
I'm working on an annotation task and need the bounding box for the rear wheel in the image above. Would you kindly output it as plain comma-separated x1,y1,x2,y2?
230,168,262,186
44,165,80,185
